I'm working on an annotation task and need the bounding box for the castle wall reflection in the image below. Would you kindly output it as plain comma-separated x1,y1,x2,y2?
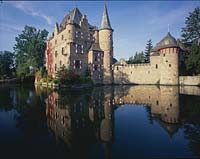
44,85,200,158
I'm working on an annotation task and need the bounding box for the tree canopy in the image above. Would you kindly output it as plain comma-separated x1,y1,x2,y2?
127,51,145,64
144,39,153,63
0,51,14,78
185,44,200,75
181,7,200,43
14,25,48,77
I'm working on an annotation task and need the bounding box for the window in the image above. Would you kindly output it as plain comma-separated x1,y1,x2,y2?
169,64,171,67
55,64,57,71
94,65,98,71
55,51,58,58
60,60,62,66
68,30,71,33
74,60,81,69
163,54,165,57
61,35,64,40
156,64,158,69
94,54,98,61
76,44,82,54
62,47,64,55
75,31,78,38
156,100,159,105
116,67,119,71
55,39,57,45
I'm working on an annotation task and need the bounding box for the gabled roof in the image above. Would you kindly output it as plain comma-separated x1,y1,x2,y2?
100,3,112,30
89,43,103,52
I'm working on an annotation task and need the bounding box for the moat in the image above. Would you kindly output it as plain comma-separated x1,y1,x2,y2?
0,85,200,159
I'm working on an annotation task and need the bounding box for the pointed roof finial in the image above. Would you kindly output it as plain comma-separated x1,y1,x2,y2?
100,1,112,30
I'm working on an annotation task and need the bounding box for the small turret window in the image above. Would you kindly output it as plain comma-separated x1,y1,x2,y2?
156,64,158,69
55,64,57,71
62,47,64,55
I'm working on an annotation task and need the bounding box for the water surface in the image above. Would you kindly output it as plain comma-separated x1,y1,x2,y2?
0,85,200,159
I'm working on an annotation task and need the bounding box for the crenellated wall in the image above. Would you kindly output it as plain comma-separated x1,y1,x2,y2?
113,55,161,85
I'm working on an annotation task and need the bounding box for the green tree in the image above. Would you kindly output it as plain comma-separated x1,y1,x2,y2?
185,44,200,75
0,51,15,78
181,7,200,43
144,39,153,63
14,25,48,77
127,51,145,64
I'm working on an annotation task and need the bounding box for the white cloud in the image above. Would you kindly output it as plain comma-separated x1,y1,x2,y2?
11,1,53,25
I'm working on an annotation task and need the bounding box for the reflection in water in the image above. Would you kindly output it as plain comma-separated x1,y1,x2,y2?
0,85,200,158
45,85,200,158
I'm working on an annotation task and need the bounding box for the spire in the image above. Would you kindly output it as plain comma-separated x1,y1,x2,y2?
100,2,112,30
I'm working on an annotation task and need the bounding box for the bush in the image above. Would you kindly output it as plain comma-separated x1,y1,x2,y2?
55,66,92,85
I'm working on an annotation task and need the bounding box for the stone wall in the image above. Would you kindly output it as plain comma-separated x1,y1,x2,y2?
113,55,161,85
179,76,200,86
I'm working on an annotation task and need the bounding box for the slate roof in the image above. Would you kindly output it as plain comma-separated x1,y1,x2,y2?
100,3,112,30
151,32,178,52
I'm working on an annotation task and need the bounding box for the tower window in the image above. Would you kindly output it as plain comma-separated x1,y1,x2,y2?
169,64,171,67
55,64,57,71
55,51,58,58
116,66,119,71
163,54,165,57
62,47,64,55
156,100,159,105
156,64,158,69
61,35,64,40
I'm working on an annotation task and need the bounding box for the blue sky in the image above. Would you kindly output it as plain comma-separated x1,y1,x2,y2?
0,1,199,60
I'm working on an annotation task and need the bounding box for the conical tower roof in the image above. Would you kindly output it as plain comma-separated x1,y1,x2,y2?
100,3,112,30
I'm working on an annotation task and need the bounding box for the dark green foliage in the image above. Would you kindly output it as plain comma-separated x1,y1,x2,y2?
181,7,200,43
127,51,145,64
14,25,48,77
0,51,15,78
185,44,200,75
56,66,92,85
144,39,153,63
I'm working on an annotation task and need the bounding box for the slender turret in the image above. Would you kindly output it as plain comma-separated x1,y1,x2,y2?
99,3,113,84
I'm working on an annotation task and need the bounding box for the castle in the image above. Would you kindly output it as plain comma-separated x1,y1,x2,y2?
45,3,182,85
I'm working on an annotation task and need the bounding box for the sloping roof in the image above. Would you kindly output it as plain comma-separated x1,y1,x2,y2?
89,43,103,52
60,8,83,30
151,32,178,52
114,58,127,65
100,3,112,30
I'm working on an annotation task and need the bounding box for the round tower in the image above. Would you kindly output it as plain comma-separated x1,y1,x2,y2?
158,32,179,85
99,3,113,84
